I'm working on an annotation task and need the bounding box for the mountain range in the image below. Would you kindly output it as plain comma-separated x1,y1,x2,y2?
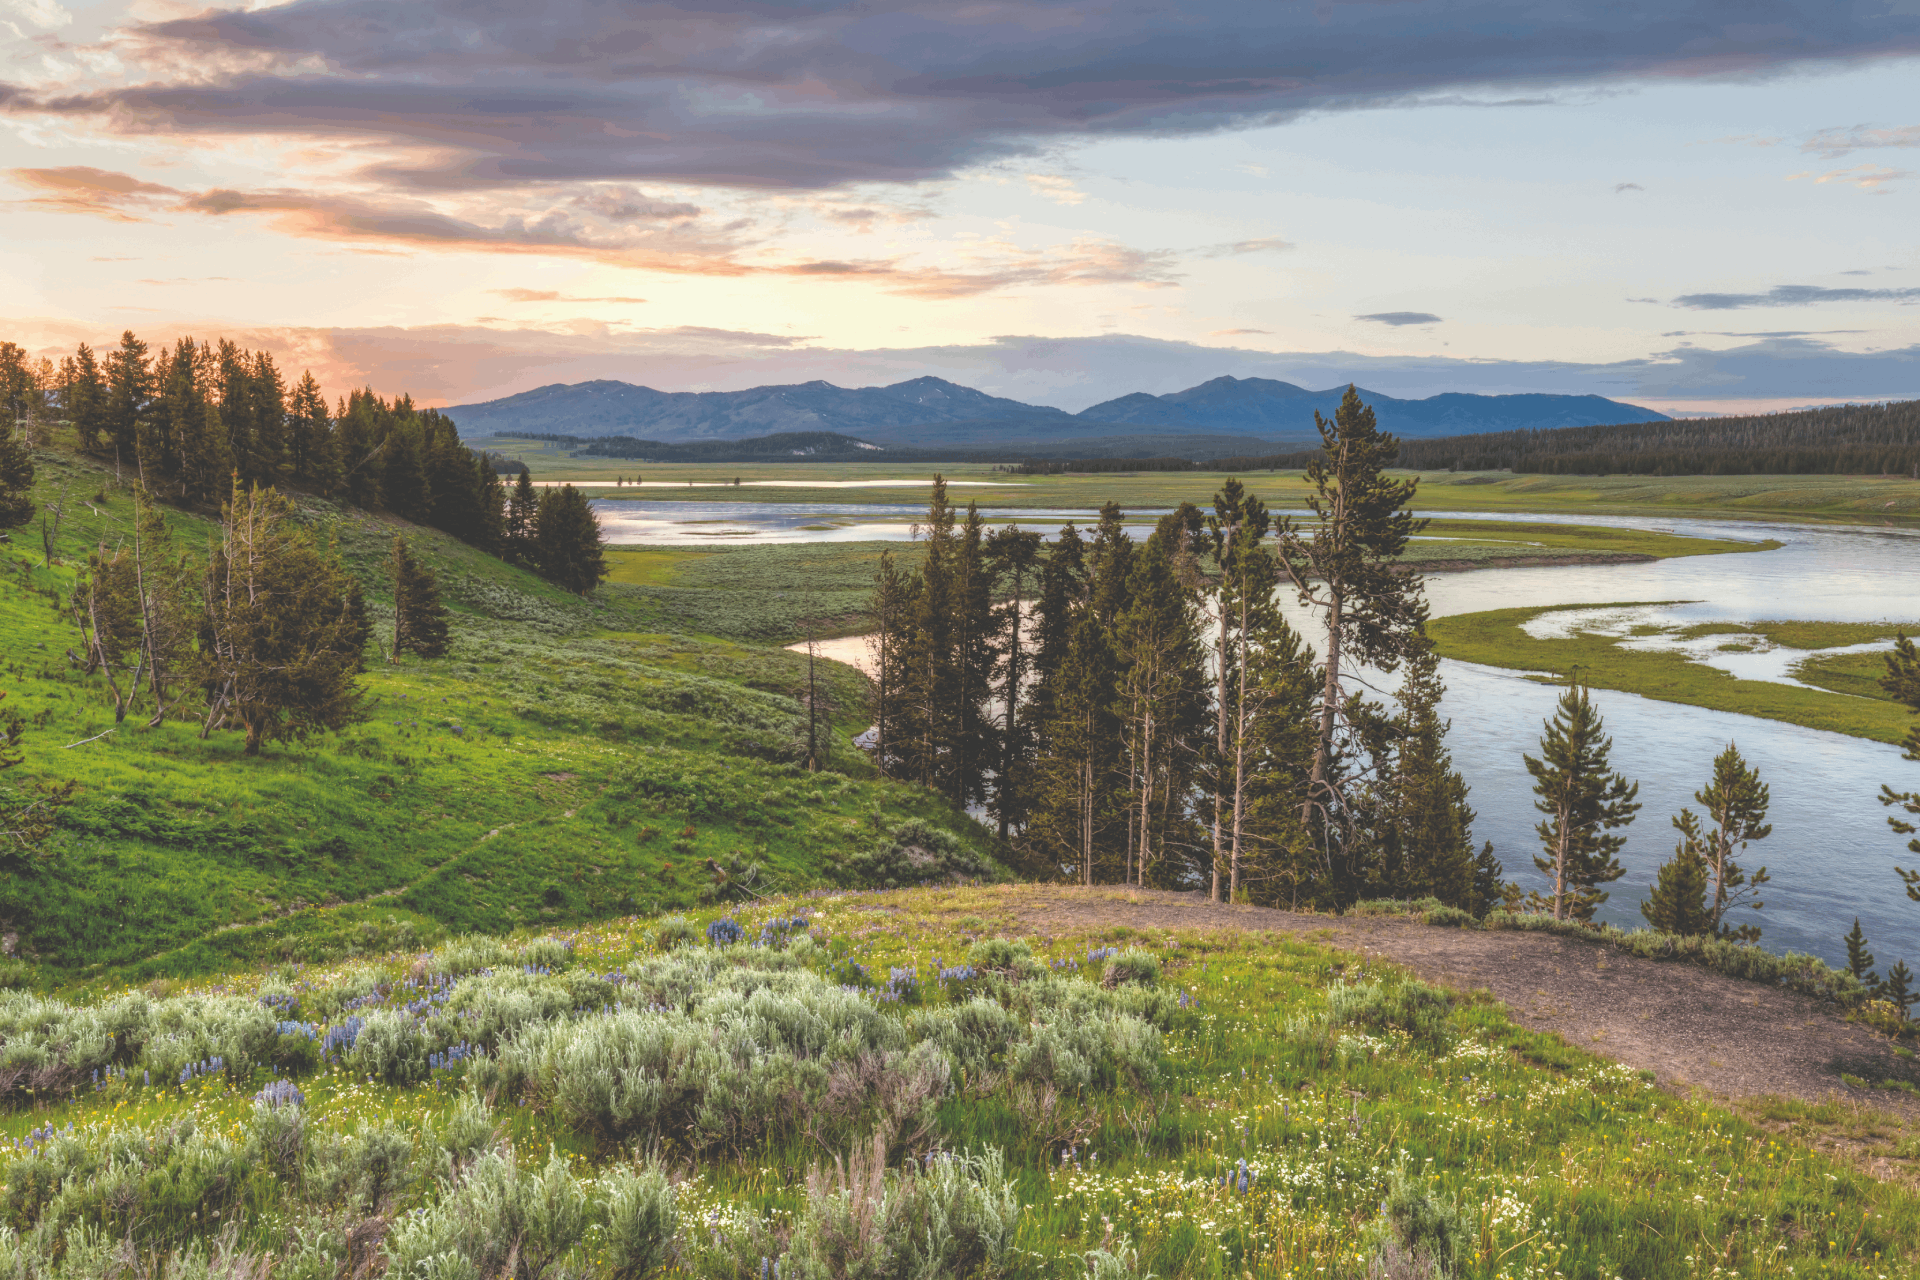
444,374,1666,447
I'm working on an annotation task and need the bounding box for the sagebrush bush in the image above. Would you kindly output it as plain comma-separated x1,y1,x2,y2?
835,819,996,890
785,1137,1020,1280
1101,949,1159,989
647,915,701,950
1363,1167,1469,1279
1321,981,1456,1051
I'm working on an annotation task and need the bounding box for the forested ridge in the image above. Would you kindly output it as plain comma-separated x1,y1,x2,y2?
0,333,605,594
1211,398,1920,477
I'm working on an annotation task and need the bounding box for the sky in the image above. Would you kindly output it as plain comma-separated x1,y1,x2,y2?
2,0,1918,415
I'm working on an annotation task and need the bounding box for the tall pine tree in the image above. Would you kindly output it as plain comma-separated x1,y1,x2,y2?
1525,683,1640,921
534,483,607,595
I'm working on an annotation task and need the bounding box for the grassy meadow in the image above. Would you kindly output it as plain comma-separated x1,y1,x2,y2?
1,446,991,986
1428,607,1917,744
3,889,1917,1278
476,437,1920,527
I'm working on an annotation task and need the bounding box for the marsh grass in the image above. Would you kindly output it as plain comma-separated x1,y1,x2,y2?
1428,604,1917,743
4,890,1918,1277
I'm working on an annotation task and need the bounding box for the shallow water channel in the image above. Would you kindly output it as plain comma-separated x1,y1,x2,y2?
763,510,1920,967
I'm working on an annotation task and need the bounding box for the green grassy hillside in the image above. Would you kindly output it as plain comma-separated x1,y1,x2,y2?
2,890,1915,1279
1,446,992,984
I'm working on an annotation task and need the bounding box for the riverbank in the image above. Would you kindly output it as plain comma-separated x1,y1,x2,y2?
602,519,1768,642
1428,604,1917,744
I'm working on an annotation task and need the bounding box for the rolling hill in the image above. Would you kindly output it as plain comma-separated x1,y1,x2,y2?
444,374,1666,446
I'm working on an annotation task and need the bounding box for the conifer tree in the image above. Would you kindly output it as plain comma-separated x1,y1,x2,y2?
1879,635,1920,904
198,480,367,754
505,468,539,564
390,536,451,660
0,427,31,535
985,525,1043,842
127,484,196,727
72,536,146,721
1678,742,1772,940
1277,386,1428,878
1525,683,1640,921
1027,522,1086,732
1205,479,1267,902
898,478,960,796
1116,507,1206,889
533,483,607,595
0,343,29,432
868,548,914,775
1381,642,1482,909
1844,918,1879,989
62,345,107,454
103,331,152,472
1882,960,1918,1020
334,388,389,511
1031,609,1124,884
950,501,997,808
285,372,337,489
1642,838,1711,935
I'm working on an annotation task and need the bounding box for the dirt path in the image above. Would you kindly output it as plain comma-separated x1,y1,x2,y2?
1006,887,1920,1116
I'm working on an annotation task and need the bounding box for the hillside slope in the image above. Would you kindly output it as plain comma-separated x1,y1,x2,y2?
0,445,992,981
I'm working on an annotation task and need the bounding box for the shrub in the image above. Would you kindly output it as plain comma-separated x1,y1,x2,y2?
602,1162,679,1280
1101,949,1160,989
381,1147,591,1280
1422,906,1477,929
836,820,996,890
1323,981,1456,1051
967,938,1042,980
433,935,513,979
648,915,701,950
518,937,575,971
1363,1167,1469,1278
0,959,31,991
785,1137,1020,1280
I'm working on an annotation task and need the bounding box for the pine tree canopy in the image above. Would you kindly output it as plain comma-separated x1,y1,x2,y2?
1525,683,1640,921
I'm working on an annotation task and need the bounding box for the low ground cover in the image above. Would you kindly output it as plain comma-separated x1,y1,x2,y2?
4,889,1917,1278
1428,604,1917,743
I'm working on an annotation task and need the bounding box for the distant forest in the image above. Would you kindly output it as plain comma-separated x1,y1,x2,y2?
1212,399,1920,477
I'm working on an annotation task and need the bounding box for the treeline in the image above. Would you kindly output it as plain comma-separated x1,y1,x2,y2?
1212,399,1920,477
0,335,606,595
869,389,1503,911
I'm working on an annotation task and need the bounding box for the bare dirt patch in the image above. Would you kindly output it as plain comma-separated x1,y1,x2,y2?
1001,886,1920,1118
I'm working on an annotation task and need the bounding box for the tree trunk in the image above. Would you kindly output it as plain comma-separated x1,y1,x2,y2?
1211,594,1229,903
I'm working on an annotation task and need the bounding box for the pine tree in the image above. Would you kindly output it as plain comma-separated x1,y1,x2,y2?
897,478,961,796
63,345,107,454
868,547,914,777
984,525,1043,842
334,388,390,510
1879,635,1920,904
1205,479,1268,902
1027,521,1086,732
1383,642,1481,909
1470,841,1508,918
72,535,146,722
1030,610,1124,884
950,502,997,808
1525,683,1641,921
1116,507,1206,889
1277,386,1429,877
103,331,152,473
285,372,337,489
505,468,539,565
1682,742,1772,941
0,343,30,433
390,536,451,660
0,427,31,535
1641,835,1711,936
1844,917,1879,989
198,481,367,754
533,483,607,595
1881,960,1918,1020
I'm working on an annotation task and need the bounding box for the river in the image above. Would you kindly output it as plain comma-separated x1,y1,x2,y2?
763,511,1920,967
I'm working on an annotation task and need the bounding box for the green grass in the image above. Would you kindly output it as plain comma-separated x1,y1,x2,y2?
1428,604,1918,743
5,888,1918,1278
478,443,1920,527
2,445,990,982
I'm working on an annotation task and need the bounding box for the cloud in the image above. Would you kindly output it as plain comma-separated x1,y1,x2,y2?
1802,124,1920,159
1787,163,1913,191
491,289,647,304
1199,236,1292,257
1209,328,1272,336
1670,284,1920,310
4,166,1180,296
6,1,1918,196
1356,311,1442,326
1613,182,1644,193
1023,174,1086,206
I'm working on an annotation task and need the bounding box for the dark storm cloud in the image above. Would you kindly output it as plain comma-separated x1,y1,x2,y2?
7,0,1919,192
1672,284,1920,309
